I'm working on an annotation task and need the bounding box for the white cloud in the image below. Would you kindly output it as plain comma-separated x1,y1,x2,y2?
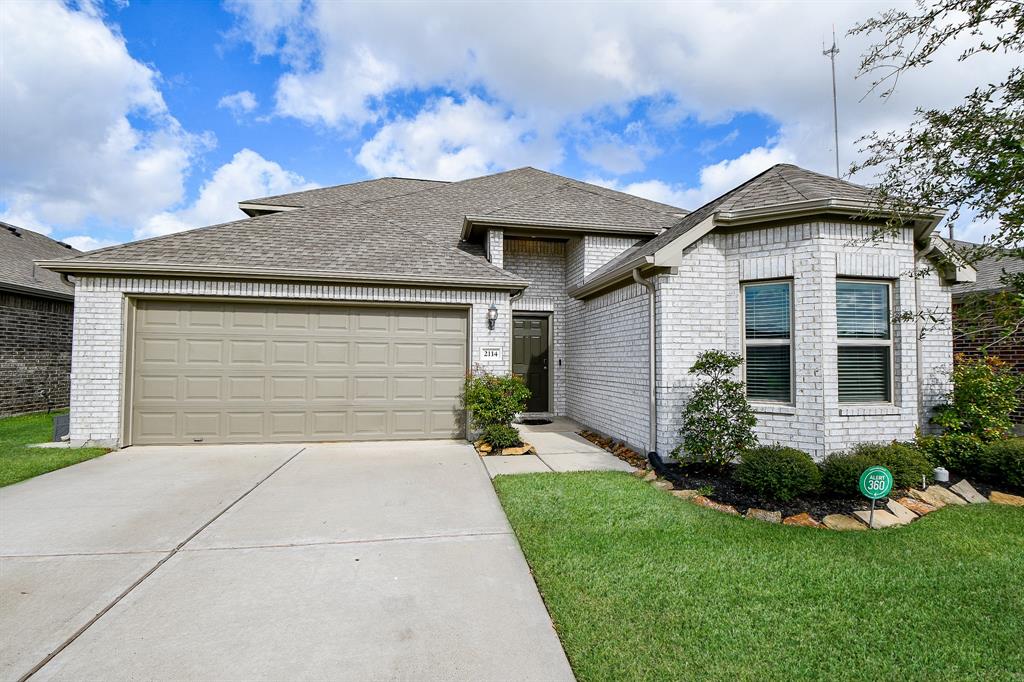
217,90,259,116
138,149,314,238
62,235,119,252
355,96,560,181
0,0,206,229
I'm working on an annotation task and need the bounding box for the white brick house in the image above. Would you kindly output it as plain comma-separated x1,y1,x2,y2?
40,165,972,460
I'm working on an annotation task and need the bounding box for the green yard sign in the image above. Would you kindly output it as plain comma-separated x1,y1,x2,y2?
859,466,894,500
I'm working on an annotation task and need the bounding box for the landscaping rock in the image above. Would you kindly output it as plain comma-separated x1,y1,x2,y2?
692,495,740,516
822,514,867,531
670,489,699,500
852,509,905,529
926,485,969,506
477,443,492,454
500,444,536,456
897,497,937,516
950,480,988,504
907,488,948,508
745,508,782,523
651,480,674,491
990,491,1024,506
782,512,821,528
632,469,650,478
643,470,658,482
886,499,919,523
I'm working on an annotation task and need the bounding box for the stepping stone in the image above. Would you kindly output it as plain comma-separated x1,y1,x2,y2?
897,497,937,516
822,514,867,531
692,495,740,516
950,479,988,504
853,509,905,529
886,499,919,523
926,485,968,506
783,512,821,527
650,480,673,491
670,489,698,500
990,491,1024,506
745,508,782,523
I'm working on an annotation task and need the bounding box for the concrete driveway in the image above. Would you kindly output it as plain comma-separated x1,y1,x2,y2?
0,441,573,681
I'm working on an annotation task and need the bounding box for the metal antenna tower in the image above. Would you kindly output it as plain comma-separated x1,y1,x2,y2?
823,28,840,178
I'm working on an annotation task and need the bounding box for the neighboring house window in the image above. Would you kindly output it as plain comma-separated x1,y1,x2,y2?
837,280,892,403
742,281,792,403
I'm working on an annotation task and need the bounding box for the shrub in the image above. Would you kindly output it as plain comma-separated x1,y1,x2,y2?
821,442,933,496
978,438,1024,489
462,369,531,430
734,445,821,501
916,432,986,474
672,350,757,469
932,355,1023,440
481,424,523,449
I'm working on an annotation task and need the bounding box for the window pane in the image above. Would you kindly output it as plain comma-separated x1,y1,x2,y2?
746,345,791,402
745,283,790,339
838,346,891,402
837,281,889,339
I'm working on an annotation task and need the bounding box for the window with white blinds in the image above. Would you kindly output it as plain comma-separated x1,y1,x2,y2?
837,280,892,403
742,281,792,403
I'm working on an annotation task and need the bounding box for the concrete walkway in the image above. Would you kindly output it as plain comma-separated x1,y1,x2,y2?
0,441,573,681
482,417,635,478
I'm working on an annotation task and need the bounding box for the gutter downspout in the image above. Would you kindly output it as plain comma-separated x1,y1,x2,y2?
632,268,658,462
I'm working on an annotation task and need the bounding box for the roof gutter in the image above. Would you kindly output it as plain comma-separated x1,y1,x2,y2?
34,260,530,292
0,281,75,302
632,267,659,460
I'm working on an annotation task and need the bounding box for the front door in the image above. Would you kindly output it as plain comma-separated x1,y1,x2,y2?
512,316,549,412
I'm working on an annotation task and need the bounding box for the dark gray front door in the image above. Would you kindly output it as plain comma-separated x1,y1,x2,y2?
512,316,549,412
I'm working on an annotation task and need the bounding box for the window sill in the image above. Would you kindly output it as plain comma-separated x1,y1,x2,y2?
752,403,796,415
838,405,902,417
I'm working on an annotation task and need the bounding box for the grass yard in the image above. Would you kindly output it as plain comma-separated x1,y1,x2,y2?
0,412,109,487
495,472,1024,681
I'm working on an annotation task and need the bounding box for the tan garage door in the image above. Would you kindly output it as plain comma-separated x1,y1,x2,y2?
130,299,467,445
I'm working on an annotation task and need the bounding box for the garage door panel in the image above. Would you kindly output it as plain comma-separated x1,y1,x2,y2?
131,300,467,444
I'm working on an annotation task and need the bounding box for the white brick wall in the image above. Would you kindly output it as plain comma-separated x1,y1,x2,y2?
504,238,567,415
69,277,511,445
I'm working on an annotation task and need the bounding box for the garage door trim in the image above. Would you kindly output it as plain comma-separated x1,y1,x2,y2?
122,295,472,446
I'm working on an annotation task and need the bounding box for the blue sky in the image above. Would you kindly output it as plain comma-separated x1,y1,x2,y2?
1,0,1011,249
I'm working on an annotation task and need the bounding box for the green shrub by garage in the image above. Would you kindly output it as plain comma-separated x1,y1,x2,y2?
481,423,523,449
734,445,821,501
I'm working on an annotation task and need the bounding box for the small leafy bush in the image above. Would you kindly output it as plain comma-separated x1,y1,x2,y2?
481,424,523,449
821,442,933,496
462,369,531,430
734,445,821,501
978,438,1024,489
933,355,1023,440
672,350,757,469
916,432,986,474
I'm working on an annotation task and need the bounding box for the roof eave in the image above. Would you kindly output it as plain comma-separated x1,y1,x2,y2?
716,198,946,236
34,260,530,292
0,280,75,302
461,215,665,241
566,255,656,299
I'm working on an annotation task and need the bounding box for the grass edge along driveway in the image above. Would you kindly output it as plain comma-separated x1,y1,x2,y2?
0,412,109,487
495,471,1024,682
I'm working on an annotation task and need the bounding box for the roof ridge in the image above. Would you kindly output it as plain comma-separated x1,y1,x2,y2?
771,165,813,202
242,176,449,207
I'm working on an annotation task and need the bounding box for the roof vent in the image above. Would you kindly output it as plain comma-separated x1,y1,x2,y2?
3,223,21,237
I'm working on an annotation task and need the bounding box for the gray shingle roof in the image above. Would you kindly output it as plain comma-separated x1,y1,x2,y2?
948,239,1024,295
587,164,879,283
241,177,449,209
0,222,78,299
44,167,687,288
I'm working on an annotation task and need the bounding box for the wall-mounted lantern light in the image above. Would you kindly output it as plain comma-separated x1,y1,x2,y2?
486,304,498,330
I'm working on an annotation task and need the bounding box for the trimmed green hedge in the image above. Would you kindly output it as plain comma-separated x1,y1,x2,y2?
734,445,820,501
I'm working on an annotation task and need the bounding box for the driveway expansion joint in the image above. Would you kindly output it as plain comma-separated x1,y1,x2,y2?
18,446,306,682
179,529,514,553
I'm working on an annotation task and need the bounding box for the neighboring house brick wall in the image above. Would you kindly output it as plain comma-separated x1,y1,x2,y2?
504,238,567,415
651,220,951,459
69,277,511,445
565,283,650,451
952,295,1024,424
0,291,74,416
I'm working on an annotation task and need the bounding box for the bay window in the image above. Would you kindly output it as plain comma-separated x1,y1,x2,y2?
742,281,793,403
836,280,892,403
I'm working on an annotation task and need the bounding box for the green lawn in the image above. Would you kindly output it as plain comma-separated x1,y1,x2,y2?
0,412,109,487
495,472,1024,681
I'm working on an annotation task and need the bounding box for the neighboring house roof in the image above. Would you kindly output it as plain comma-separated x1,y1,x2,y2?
40,167,686,290
0,222,78,300
573,164,947,298
238,177,449,214
948,239,1024,296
